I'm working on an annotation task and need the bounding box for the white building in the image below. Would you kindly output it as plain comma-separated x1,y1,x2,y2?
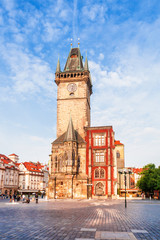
18,161,49,194
0,154,19,195
0,154,49,196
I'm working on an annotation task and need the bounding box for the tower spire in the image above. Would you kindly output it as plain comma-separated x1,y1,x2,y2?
84,52,89,71
56,55,61,73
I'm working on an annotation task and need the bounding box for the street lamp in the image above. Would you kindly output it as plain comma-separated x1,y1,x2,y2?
118,169,132,208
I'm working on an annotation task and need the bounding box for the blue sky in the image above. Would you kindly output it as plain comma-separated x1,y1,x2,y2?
0,0,160,167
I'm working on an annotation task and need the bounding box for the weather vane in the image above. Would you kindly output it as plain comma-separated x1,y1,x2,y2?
78,38,80,47
70,38,73,48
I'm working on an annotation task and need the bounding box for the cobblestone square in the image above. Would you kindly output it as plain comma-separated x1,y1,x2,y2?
0,199,160,240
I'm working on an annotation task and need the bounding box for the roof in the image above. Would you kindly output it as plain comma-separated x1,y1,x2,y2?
132,168,143,174
0,154,19,170
52,130,85,145
8,153,18,157
15,163,21,166
84,55,89,71
23,162,42,173
22,162,48,173
0,154,13,164
63,48,84,72
64,117,77,142
115,140,124,145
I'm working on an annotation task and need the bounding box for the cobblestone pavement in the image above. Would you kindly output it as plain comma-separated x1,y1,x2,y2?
0,199,160,240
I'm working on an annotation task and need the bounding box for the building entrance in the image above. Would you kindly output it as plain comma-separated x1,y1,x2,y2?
95,182,104,196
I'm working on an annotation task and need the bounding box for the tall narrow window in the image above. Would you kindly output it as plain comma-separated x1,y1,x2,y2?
100,168,105,178
95,169,99,178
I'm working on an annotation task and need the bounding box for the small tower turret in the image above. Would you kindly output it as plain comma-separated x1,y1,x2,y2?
56,56,61,73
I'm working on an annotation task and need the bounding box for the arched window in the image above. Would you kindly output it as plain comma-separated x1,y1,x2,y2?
116,151,120,158
100,168,105,178
95,169,99,178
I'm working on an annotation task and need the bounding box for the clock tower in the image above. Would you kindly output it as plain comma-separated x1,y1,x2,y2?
55,47,92,139
48,46,118,199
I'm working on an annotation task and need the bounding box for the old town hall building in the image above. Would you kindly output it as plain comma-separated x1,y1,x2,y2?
48,46,118,199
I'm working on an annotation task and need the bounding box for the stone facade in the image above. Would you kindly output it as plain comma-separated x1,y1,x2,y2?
48,47,118,199
55,48,92,139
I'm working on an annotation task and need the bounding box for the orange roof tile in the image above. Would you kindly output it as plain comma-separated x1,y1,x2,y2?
115,140,124,145
132,168,143,174
23,162,42,173
0,154,13,164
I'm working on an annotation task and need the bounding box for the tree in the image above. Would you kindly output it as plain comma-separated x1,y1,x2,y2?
137,164,160,195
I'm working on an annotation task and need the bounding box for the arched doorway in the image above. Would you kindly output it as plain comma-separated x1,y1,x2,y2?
95,182,105,196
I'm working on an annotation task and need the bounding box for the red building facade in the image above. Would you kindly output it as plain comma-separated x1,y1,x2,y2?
85,126,117,198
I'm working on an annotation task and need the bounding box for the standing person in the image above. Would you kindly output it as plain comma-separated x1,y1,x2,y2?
22,194,25,202
9,194,12,202
13,193,16,202
27,194,30,203
35,193,38,204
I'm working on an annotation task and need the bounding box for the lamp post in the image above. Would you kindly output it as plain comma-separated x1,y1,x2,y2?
118,169,132,208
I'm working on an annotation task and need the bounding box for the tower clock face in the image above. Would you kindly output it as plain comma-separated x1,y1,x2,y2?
67,83,77,92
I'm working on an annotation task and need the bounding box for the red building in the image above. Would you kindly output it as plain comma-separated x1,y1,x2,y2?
85,126,117,198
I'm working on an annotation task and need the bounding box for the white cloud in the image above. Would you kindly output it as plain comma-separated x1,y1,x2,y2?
98,53,104,61
82,4,107,22
0,43,55,100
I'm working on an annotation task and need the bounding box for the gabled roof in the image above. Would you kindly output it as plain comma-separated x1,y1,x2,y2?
64,117,76,142
22,162,48,173
52,130,85,145
64,48,84,72
0,154,19,170
23,162,42,173
0,154,13,164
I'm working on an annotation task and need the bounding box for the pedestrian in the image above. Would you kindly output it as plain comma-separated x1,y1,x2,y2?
22,194,25,202
35,193,38,204
27,194,30,203
9,194,12,202
13,193,16,202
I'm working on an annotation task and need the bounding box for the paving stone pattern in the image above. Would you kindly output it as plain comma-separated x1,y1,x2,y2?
0,199,160,240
